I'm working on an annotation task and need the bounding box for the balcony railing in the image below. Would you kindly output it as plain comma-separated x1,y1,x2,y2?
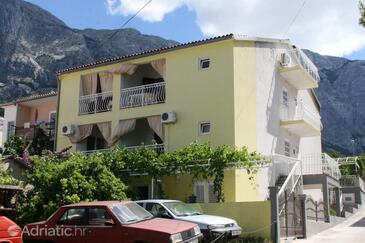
283,49,320,83
280,100,322,131
340,175,365,191
82,144,165,155
270,154,302,188
120,82,166,109
302,153,341,180
79,91,113,115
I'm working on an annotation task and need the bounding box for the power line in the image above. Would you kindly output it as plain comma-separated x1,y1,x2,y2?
102,0,153,45
282,0,308,37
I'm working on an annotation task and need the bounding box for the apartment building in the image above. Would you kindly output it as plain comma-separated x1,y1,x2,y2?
0,91,58,147
55,34,330,203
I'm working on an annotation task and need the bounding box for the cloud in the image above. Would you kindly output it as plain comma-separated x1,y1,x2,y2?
106,0,365,56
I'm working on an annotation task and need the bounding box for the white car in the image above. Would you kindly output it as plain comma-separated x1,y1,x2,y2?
136,199,242,241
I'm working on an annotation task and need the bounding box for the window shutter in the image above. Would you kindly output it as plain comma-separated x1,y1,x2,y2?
208,184,217,203
195,184,205,203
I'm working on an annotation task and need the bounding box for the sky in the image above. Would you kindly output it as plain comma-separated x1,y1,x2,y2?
25,0,365,60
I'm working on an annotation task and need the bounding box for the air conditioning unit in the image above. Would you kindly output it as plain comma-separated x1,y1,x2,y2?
280,53,291,67
61,124,75,135
161,111,177,124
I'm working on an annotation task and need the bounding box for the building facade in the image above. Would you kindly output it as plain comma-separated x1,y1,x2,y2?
56,34,324,202
0,91,58,148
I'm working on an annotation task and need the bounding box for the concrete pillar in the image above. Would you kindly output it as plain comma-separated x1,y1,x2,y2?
269,186,280,243
322,176,330,222
334,187,341,217
297,194,307,238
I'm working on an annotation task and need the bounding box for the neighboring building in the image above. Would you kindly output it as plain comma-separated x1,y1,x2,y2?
0,91,58,147
55,34,334,204
0,117,3,148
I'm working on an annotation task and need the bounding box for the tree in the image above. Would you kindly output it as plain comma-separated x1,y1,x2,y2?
17,153,127,224
360,1,365,27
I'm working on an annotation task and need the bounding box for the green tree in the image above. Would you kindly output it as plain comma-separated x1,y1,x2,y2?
0,161,19,186
360,1,365,27
3,135,28,156
17,153,127,224
29,127,54,155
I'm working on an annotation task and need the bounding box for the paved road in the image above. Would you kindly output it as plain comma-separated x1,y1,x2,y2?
292,207,365,243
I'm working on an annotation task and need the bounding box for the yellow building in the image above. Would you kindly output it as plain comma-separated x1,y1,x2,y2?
56,34,321,203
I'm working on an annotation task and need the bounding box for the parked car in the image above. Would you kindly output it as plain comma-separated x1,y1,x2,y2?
23,201,203,243
0,216,22,243
136,200,242,241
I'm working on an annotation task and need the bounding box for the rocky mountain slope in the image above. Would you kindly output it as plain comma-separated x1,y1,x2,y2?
0,0,364,155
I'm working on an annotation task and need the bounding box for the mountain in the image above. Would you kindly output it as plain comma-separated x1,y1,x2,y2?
304,51,365,155
0,0,364,155
0,0,177,102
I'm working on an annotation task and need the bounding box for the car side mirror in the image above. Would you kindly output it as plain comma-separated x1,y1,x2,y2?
104,219,115,226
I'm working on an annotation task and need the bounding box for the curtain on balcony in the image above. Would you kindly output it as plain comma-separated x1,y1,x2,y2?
110,63,138,75
112,119,136,144
68,124,93,143
97,122,112,146
151,59,165,78
98,71,113,92
81,73,98,95
147,115,163,141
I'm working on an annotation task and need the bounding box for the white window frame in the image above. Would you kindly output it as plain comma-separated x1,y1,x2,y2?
198,121,211,135
198,58,211,70
193,181,217,203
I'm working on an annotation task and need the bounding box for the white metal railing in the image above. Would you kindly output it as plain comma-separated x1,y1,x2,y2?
284,49,320,83
79,91,113,115
280,100,322,130
302,153,341,180
270,154,302,187
82,144,165,155
340,175,365,191
120,82,166,109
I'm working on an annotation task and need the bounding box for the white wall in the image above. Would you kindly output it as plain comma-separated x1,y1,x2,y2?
0,117,3,148
255,42,301,157
1,105,17,147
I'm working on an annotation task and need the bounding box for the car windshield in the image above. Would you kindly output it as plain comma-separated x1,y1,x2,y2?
111,202,153,224
163,201,202,217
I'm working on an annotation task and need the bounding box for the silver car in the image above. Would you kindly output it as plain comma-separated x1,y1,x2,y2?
136,199,242,242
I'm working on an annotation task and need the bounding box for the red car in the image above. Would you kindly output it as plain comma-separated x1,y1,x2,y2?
0,216,22,243
23,201,202,243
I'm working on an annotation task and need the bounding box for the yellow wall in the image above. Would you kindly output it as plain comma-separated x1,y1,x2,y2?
57,40,236,152
190,201,271,239
233,40,257,151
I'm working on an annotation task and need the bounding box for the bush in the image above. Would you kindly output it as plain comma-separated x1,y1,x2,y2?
233,236,271,243
17,153,127,224
3,135,28,156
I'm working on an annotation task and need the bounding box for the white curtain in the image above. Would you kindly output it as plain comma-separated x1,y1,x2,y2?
112,119,137,144
110,63,138,75
97,122,112,146
151,59,166,78
81,73,98,95
98,71,113,92
147,115,163,141
68,124,94,143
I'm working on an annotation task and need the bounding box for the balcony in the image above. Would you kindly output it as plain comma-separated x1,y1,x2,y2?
340,175,365,191
82,144,165,155
280,100,321,137
302,153,341,180
79,91,113,115
120,82,166,109
279,49,320,90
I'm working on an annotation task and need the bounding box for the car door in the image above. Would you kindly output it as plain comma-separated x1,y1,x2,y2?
145,203,172,219
84,207,121,242
55,207,88,243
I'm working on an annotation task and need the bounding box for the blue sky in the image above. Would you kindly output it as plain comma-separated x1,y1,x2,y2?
25,0,365,60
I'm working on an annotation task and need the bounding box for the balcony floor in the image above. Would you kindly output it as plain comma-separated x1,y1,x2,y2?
279,65,318,90
281,119,321,137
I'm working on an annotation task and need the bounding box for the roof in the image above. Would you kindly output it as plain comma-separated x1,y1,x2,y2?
0,90,57,107
56,34,291,75
63,201,130,207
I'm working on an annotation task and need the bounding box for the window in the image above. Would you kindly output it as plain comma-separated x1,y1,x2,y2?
199,122,211,135
49,111,56,139
145,203,170,218
88,208,112,226
282,89,289,106
7,121,15,139
58,208,87,225
284,140,290,157
194,181,217,203
199,58,210,70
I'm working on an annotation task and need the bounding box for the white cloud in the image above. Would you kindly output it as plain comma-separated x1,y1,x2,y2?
106,0,365,56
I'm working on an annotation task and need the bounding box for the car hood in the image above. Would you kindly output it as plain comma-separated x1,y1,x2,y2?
175,215,236,228
125,217,195,235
